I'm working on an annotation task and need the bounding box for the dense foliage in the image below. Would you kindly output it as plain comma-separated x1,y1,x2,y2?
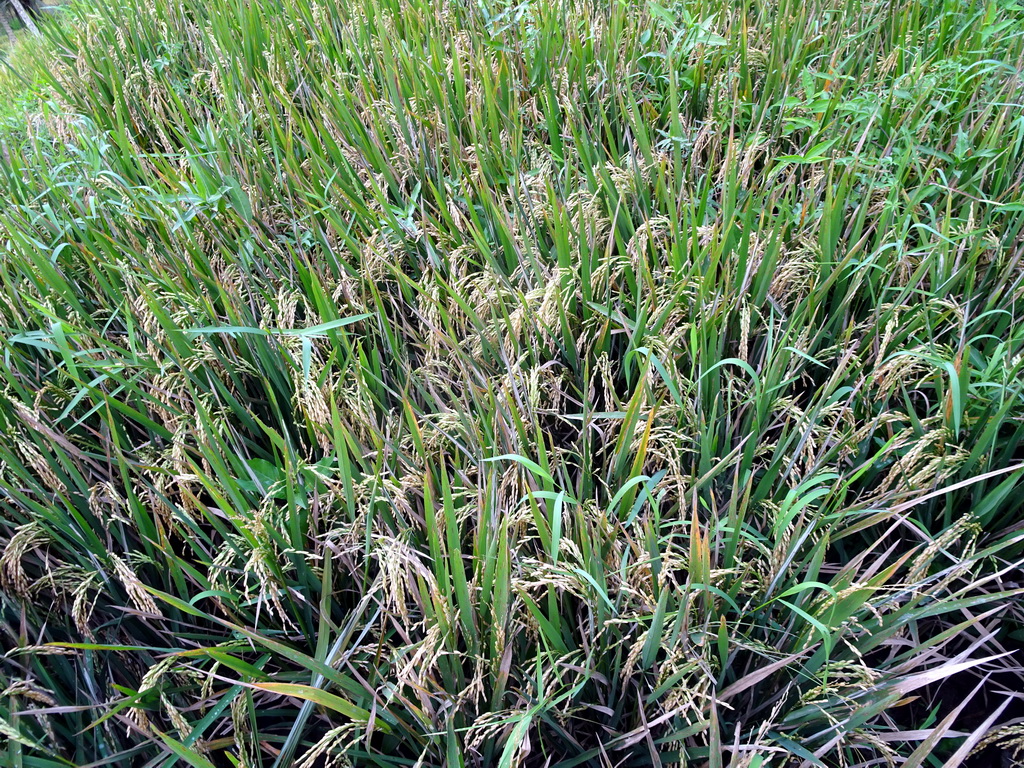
1,0,1024,765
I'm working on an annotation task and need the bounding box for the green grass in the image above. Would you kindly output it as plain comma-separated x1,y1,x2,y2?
1,0,1024,765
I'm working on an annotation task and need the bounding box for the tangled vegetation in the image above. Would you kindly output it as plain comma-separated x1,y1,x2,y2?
1,0,1024,765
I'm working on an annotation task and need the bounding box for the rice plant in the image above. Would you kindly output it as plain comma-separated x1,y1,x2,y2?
1,0,1023,765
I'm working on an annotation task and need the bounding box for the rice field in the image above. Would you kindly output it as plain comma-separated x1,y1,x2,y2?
1,0,1023,765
